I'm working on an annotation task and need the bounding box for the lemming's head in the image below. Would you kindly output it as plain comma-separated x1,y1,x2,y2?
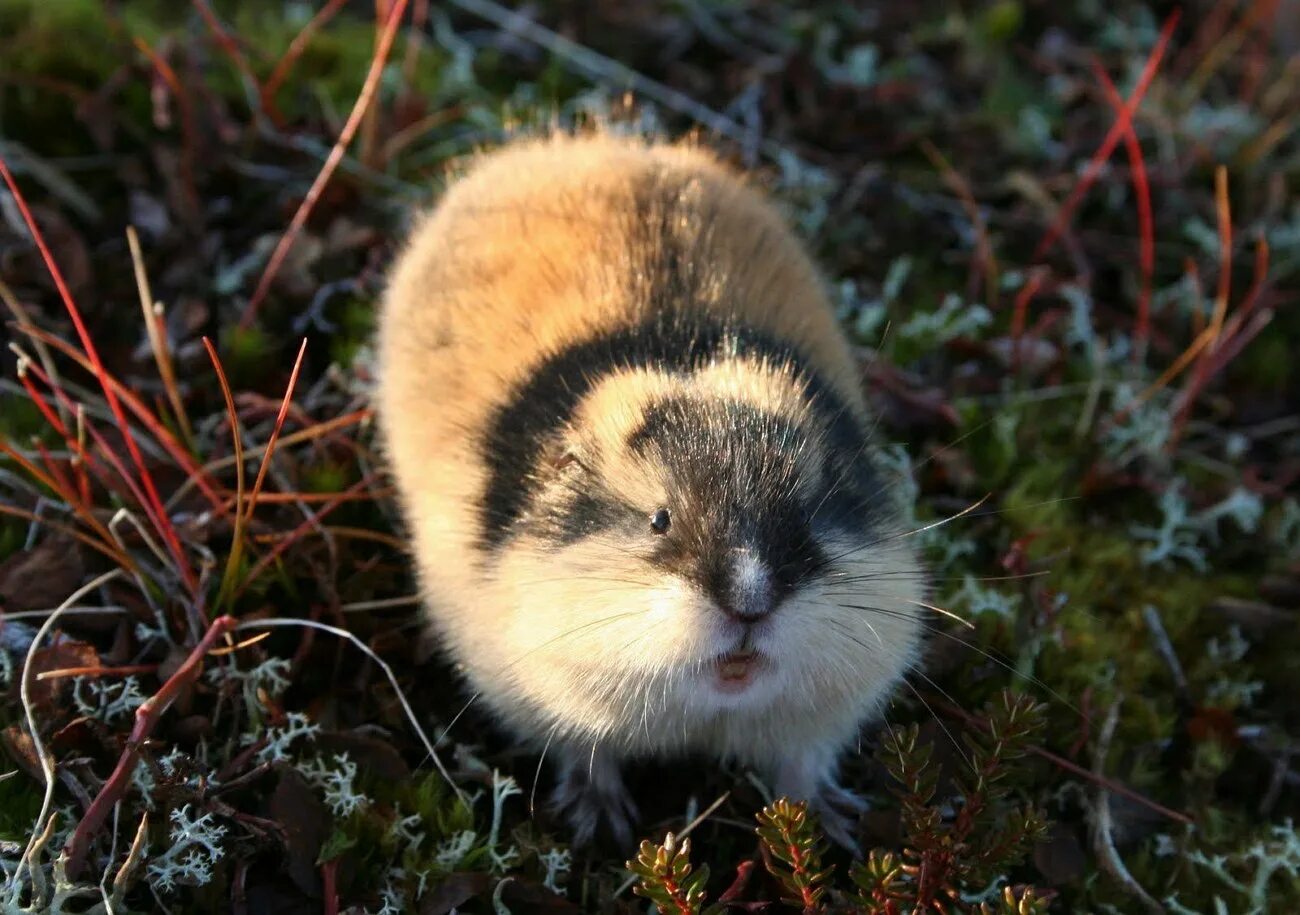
483,347,926,730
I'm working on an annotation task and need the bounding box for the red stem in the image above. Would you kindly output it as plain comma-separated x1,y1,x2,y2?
239,0,410,328
63,615,237,878
1033,11,1180,262
0,157,198,594
19,323,224,509
321,857,339,915
261,0,351,124
1090,60,1155,359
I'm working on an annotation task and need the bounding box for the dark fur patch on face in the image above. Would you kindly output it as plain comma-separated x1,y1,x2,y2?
478,316,875,551
478,164,884,555
629,395,830,606
532,486,629,547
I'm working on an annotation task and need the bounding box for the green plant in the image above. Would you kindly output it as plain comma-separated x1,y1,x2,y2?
630,692,1051,913
628,833,715,915
756,799,835,913
857,691,1050,913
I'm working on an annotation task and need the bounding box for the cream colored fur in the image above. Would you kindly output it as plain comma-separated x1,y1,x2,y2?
376,131,925,847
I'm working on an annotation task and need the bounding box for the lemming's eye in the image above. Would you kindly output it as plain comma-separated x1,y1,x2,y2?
649,508,671,535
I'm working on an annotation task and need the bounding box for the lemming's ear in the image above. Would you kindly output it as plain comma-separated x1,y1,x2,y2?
539,433,592,477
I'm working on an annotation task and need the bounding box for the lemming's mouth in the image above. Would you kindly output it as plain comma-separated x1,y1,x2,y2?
711,649,766,692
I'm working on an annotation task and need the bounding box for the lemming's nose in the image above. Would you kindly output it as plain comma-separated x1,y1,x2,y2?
722,548,775,623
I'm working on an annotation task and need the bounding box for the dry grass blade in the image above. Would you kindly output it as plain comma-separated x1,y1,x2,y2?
239,0,411,328
15,323,224,508
204,338,246,613
126,225,194,445
232,617,465,803
233,477,374,599
0,156,198,593
16,569,126,891
244,338,308,528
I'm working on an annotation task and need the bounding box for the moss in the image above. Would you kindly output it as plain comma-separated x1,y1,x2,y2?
0,762,42,842
0,0,157,157
327,297,376,369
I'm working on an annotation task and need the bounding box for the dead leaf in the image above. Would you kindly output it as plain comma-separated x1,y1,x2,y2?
1,724,41,776
268,770,330,898
0,536,86,611
418,873,490,915
25,637,99,709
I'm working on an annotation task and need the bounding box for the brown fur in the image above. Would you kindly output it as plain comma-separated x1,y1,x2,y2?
375,131,923,848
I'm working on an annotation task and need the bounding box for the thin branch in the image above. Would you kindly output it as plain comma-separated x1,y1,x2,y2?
63,614,238,879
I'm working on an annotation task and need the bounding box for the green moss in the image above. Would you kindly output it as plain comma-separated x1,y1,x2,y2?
218,325,273,388
0,0,157,156
328,297,377,369
0,767,41,842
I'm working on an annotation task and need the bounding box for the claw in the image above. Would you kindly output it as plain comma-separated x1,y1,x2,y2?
810,785,865,854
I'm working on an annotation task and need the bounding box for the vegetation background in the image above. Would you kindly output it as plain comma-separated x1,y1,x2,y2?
0,0,1297,912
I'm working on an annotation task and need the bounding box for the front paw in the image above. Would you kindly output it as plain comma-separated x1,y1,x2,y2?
550,747,639,849
773,753,867,853
808,784,867,854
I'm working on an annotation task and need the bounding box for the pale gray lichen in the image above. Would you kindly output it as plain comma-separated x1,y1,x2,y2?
486,770,522,874
299,752,370,818
1165,820,1300,915
246,711,320,763
954,574,1020,620
898,293,992,346
434,830,477,870
72,675,147,725
1131,480,1261,571
146,804,228,894
538,847,572,894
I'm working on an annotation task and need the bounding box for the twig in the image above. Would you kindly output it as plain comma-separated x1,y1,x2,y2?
1089,700,1166,914
232,617,464,804
16,569,126,892
63,614,238,879
239,0,411,328
1090,61,1155,360
1033,11,1179,262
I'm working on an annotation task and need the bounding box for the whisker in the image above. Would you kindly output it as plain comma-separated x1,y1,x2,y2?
531,722,561,817
901,676,974,773
907,599,975,630
837,602,1080,717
